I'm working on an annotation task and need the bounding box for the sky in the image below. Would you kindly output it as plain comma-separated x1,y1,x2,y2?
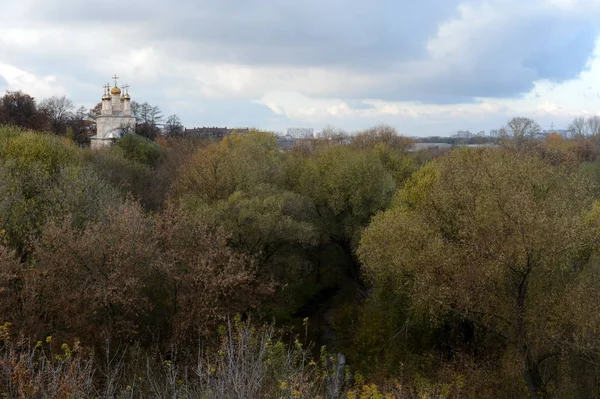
1,0,600,136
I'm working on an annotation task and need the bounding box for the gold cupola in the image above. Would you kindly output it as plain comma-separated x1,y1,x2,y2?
121,84,130,101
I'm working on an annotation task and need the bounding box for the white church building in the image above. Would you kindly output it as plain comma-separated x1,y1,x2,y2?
90,76,136,149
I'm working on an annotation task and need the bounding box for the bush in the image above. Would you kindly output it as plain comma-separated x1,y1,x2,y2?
115,133,162,167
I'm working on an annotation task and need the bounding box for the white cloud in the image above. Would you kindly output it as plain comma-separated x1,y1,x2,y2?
0,63,65,98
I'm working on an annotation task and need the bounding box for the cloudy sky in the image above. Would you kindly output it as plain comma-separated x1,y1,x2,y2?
1,0,600,136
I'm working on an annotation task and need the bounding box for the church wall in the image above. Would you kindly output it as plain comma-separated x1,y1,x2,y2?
90,138,113,150
96,115,136,137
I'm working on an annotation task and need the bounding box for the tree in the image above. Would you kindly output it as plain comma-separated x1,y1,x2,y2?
568,116,600,138
131,101,163,140
359,148,600,397
115,133,162,167
198,184,319,274
88,102,102,121
586,115,600,136
154,204,267,344
0,126,82,255
500,117,541,149
28,200,159,345
177,131,281,204
569,116,587,138
351,124,414,153
69,106,93,145
0,91,46,130
297,145,395,247
164,114,184,136
39,95,74,135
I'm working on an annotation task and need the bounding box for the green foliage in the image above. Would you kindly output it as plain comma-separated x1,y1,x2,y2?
177,131,282,204
83,146,160,210
372,142,417,185
0,126,89,253
192,184,318,267
115,133,162,167
44,165,122,228
0,127,79,176
359,147,600,397
296,145,396,246
4,122,600,397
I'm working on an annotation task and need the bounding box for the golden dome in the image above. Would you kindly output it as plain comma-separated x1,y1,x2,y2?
122,93,130,100
111,86,121,95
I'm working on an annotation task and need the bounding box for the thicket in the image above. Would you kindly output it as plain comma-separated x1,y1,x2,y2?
2,122,600,397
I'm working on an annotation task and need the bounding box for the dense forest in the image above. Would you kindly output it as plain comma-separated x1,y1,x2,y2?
2,92,600,397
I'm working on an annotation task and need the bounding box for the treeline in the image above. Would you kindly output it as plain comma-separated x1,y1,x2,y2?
2,116,600,397
0,90,183,144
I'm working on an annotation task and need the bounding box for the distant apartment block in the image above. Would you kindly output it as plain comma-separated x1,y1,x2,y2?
277,134,297,148
287,127,314,139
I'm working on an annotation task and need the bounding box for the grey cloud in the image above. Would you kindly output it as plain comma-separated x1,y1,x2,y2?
301,4,600,103
4,0,600,107
32,0,464,68
166,1,600,102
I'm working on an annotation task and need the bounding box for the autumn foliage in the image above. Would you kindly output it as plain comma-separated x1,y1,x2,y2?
3,119,600,397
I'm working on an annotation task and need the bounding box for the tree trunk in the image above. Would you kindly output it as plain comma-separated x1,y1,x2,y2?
516,268,543,398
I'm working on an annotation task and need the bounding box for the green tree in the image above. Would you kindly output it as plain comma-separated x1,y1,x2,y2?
115,133,162,167
0,91,47,130
359,148,600,397
198,185,319,272
0,127,83,253
177,131,281,204
297,145,395,248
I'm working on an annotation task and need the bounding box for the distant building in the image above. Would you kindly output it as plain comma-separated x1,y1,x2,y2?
410,143,452,151
277,134,297,148
489,129,500,137
454,130,473,139
287,127,314,139
90,76,136,149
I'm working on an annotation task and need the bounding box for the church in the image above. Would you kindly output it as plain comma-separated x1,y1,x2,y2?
90,76,136,149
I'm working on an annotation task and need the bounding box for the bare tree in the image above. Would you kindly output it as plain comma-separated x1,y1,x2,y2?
587,115,600,136
39,95,74,135
569,116,587,138
129,101,163,139
70,106,93,145
164,114,184,136
500,117,541,149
